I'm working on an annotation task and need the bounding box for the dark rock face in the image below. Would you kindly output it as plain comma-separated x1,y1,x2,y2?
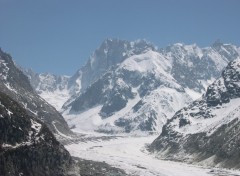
149,59,240,169
100,94,128,118
0,48,71,135
0,91,72,176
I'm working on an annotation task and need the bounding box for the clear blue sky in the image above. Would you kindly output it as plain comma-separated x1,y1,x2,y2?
0,0,239,75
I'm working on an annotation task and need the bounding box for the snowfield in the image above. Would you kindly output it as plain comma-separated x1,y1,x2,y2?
65,133,240,176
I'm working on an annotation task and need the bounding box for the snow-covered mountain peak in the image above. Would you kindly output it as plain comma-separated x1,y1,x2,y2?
88,38,156,70
69,38,158,94
63,48,193,134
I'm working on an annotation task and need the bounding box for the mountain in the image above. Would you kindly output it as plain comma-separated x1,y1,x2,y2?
73,38,157,92
149,58,240,169
63,50,192,134
0,48,72,136
0,91,72,175
160,41,240,91
23,39,240,134
62,40,240,134
20,39,163,133
23,39,157,110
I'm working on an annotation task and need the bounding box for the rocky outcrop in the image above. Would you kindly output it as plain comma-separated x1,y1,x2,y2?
0,91,72,176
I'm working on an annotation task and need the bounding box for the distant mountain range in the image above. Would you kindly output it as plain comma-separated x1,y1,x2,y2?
22,39,240,134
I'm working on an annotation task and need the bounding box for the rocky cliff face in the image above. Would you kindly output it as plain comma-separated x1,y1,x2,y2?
0,91,72,176
149,58,240,169
0,48,72,136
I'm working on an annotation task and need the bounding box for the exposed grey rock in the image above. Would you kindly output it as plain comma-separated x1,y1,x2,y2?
0,91,72,176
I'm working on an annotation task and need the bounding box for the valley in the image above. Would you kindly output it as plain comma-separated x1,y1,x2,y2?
65,132,240,176
1,1,240,175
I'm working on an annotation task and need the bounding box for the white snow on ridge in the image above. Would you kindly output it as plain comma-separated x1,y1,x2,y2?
119,50,172,79
172,98,240,136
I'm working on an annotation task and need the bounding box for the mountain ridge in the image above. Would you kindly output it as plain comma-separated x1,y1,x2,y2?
22,39,240,134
